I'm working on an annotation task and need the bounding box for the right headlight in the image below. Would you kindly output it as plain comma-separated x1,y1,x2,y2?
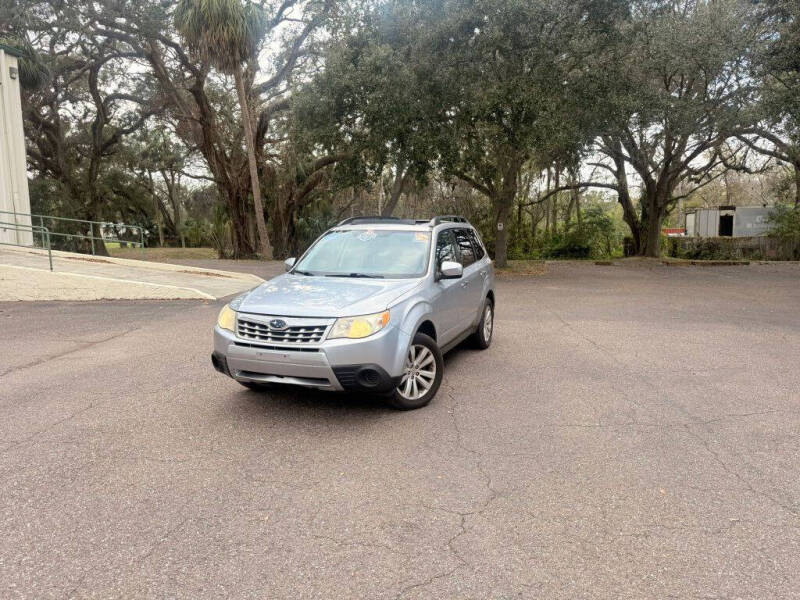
328,310,391,339
217,304,236,332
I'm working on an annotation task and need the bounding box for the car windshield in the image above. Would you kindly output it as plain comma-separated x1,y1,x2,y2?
293,229,431,278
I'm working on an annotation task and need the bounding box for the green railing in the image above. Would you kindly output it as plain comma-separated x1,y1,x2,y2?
0,210,145,258
0,221,53,270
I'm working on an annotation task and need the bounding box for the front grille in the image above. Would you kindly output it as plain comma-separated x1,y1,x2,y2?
237,318,327,344
233,342,320,353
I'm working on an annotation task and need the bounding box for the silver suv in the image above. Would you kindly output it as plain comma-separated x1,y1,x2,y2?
212,216,495,409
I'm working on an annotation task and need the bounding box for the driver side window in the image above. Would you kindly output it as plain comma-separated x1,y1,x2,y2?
436,229,458,269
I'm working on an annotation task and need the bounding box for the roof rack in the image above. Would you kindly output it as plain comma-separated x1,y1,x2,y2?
335,215,471,228
336,216,418,226
430,215,469,225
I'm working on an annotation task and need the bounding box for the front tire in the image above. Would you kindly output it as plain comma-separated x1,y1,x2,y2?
388,333,443,410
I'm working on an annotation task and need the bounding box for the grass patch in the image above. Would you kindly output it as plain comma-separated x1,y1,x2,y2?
109,247,218,261
660,257,750,266
497,259,548,276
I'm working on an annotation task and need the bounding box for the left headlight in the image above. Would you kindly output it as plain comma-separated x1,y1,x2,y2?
217,304,236,332
328,310,390,339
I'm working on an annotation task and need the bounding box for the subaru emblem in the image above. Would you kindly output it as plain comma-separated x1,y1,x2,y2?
269,319,288,330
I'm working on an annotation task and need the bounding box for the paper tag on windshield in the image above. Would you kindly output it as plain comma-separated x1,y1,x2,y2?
357,230,376,242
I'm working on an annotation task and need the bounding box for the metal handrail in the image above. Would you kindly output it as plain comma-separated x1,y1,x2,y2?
0,209,145,258
0,221,53,271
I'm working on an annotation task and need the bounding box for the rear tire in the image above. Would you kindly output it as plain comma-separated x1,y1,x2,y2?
472,298,494,349
387,333,443,410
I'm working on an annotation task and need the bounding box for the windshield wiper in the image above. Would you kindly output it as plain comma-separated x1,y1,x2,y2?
325,273,384,279
293,269,316,276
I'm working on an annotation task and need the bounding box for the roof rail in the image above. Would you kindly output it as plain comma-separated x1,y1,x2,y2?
430,215,469,225
335,215,471,228
336,216,417,226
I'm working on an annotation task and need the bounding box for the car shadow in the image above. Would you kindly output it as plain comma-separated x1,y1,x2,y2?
441,337,481,369
226,337,481,421
232,383,393,420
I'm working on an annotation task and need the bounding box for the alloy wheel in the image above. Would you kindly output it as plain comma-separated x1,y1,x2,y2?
483,304,493,342
397,344,436,401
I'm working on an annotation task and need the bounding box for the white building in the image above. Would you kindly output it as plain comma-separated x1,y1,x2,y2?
0,44,33,246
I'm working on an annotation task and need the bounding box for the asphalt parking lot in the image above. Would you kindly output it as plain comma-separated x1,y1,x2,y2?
1,261,799,599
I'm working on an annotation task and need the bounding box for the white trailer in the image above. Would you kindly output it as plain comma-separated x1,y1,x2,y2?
687,206,775,238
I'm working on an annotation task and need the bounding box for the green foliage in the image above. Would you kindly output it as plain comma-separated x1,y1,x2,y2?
539,206,621,259
769,204,800,235
768,204,800,259
174,0,267,73
0,37,49,89
178,218,202,247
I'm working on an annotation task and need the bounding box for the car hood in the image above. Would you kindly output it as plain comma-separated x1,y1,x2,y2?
237,273,422,318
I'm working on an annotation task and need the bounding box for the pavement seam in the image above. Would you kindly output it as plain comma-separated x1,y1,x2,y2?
0,264,217,300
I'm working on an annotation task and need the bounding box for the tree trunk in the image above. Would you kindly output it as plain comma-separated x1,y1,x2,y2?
638,188,669,258
544,168,551,236
227,186,257,258
381,165,411,216
493,160,521,268
551,166,560,235
570,169,582,231
148,172,165,246
611,148,642,255
163,171,185,248
794,163,800,207
494,198,512,268
233,65,273,260
641,205,664,257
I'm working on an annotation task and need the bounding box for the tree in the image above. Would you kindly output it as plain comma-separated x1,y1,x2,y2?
303,0,623,266
175,0,272,258
87,0,327,258
739,0,800,205
546,0,759,256
9,3,157,254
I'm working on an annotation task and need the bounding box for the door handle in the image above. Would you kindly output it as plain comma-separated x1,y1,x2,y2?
460,281,469,288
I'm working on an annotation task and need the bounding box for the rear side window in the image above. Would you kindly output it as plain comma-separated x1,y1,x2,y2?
436,229,458,266
467,229,485,260
454,229,477,267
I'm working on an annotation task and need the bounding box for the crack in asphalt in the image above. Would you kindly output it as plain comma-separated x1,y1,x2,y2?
0,402,97,455
683,424,799,518
393,389,500,599
0,327,138,378
64,514,193,599
549,307,800,523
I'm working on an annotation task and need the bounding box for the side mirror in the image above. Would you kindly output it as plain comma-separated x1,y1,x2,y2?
284,257,296,272
439,260,463,280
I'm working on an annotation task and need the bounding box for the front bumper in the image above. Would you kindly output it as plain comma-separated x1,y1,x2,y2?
213,322,406,392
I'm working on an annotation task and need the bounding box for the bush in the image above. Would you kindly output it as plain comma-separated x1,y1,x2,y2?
768,205,800,260
180,218,214,248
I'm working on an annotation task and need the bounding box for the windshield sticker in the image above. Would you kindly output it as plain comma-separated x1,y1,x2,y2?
414,232,430,242
357,230,377,242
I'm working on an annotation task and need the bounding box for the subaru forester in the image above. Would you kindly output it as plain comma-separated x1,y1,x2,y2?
212,216,495,409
